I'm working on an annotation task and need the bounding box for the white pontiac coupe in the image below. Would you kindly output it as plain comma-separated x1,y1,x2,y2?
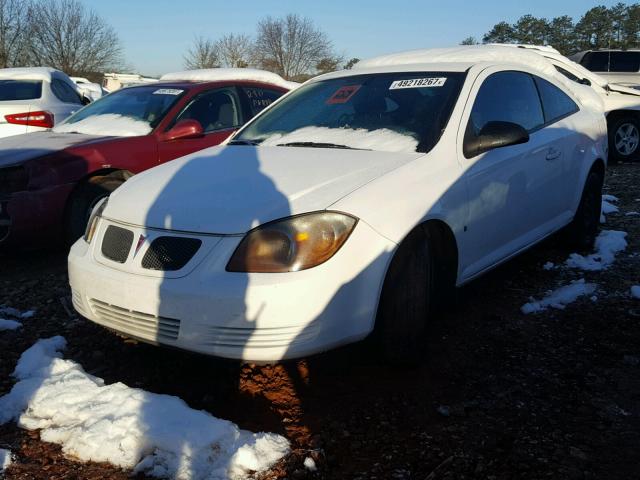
69,46,608,364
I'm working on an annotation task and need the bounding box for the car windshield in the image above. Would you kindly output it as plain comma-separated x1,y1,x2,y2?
0,80,42,101
53,85,185,137
234,72,466,153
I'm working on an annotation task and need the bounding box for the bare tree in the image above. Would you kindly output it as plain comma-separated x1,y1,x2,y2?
27,0,123,76
216,33,252,68
184,36,220,69
254,14,333,79
0,0,31,67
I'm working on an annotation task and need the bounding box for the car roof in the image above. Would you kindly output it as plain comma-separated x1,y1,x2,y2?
120,79,292,92
0,67,62,82
160,68,299,90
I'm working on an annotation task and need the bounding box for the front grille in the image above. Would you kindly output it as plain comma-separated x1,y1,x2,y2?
201,323,320,348
89,299,180,341
141,237,202,271
101,225,134,263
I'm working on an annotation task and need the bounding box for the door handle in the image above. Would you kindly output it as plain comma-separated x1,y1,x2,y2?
546,148,561,161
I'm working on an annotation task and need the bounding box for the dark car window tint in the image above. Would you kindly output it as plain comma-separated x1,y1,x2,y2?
174,88,241,133
0,80,42,101
582,51,640,72
243,87,284,116
51,79,82,104
534,76,579,124
468,71,544,135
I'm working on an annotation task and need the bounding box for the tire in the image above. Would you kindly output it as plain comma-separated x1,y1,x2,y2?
563,170,603,251
64,176,123,245
376,227,434,366
609,115,640,162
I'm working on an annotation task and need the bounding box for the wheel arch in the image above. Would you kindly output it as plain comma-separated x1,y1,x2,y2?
372,217,459,331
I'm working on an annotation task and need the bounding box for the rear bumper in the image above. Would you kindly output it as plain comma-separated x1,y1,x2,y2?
68,219,395,362
0,184,72,247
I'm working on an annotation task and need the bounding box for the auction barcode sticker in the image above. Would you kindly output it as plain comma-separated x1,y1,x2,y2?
389,77,447,89
153,88,184,95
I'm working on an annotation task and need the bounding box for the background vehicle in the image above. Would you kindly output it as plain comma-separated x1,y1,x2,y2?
0,69,292,248
0,67,86,139
68,46,607,364
571,49,640,87
71,76,108,102
498,45,640,162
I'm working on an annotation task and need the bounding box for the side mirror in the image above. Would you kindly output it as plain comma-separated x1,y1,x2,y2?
464,121,529,157
163,119,204,141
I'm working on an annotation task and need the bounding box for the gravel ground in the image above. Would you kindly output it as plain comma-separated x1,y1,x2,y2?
1,163,639,479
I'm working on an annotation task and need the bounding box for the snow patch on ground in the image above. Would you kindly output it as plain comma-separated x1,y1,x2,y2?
521,279,597,314
53,114,152,137
0,319,22,331
304,457,317,471
0,337,289,480
261,126,419,153
543,262,555,271
602,199,619,214
0,448,12,473
625,211,639,216
601,195,619,223
631,286,640,299
565,230,628,271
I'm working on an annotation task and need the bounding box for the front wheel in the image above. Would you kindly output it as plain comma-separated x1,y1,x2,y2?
64,177,123,245
610,116,640,162
375,227,434,366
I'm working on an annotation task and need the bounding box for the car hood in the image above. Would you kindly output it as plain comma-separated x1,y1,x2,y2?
607,83,640,96
0,131,110,168
105,145,422,234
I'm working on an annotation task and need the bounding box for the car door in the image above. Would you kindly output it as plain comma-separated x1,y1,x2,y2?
457,69,564,279
531,74,582,218
49,78,83,124
157,87,243,163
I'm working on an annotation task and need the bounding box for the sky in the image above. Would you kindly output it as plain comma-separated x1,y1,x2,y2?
83,0,622,77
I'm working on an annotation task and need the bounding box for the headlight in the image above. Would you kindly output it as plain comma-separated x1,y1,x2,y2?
83,197,108,244
227,211,357,273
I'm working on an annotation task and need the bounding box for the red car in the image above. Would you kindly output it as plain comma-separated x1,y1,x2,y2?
0,75,290,248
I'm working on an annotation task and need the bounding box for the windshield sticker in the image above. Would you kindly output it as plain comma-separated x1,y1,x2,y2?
389,78,447,89
153,88,184,95
326,85,361,104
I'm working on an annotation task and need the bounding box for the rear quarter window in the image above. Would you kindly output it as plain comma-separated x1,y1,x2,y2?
0,80,43,101
533,76,579,124
242,87,285,116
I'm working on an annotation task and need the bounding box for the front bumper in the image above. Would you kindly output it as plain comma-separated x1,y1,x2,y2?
68,217,395,362
0,184,73,247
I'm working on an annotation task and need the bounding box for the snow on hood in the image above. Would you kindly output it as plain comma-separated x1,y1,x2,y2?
260,126,419,153
355,46,604,113
0,336,290,479
53,113,152,137
104,144,421,233
0,131,105,168
160,68,299,90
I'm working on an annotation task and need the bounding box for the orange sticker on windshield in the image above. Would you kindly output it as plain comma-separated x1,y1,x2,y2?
326,85,361,104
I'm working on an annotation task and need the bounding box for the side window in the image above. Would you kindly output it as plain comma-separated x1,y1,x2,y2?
173,88,241,133
242,87,284,116
468,71,544,137
51,79,82,104
533,76,579,124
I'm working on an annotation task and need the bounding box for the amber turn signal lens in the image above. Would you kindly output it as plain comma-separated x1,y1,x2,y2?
226,212,357,273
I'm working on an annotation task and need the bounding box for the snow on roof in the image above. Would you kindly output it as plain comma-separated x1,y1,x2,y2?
355,46,604,113
160,68,299,90
0,67,60,81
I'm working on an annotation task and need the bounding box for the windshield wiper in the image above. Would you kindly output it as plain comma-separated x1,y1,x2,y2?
228,139,260,146
277,141,364,150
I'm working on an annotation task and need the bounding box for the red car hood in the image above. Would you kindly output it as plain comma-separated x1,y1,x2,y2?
0,131,112,168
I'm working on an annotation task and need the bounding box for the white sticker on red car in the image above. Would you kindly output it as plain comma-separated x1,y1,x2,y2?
153,88,184,95
389,78,447,89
